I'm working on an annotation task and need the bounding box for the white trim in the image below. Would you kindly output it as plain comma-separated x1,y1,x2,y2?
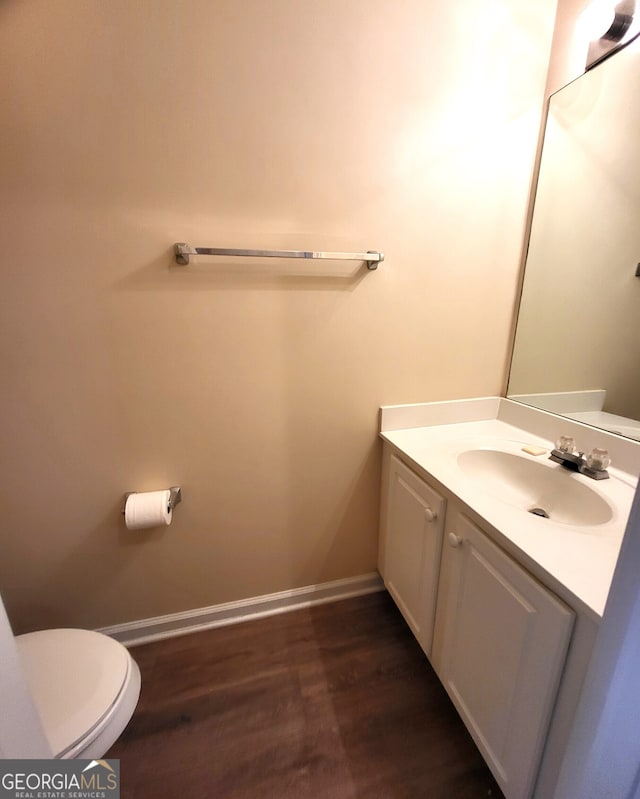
97,573,385,648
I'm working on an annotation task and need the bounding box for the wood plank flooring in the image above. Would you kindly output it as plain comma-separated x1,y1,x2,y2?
107,591,504,798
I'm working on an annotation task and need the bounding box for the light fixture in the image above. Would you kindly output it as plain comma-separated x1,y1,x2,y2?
579,0,616,40
582,0,640,69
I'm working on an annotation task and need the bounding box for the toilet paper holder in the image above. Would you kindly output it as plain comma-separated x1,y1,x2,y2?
122,486,182,514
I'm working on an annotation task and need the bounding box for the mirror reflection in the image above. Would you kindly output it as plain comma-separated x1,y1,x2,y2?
508,38,640,441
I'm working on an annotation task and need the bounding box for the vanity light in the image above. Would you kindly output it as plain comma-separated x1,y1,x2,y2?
582,0,640,69
579,0,617,40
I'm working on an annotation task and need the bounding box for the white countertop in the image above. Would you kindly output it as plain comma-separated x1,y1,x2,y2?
380,398,640,621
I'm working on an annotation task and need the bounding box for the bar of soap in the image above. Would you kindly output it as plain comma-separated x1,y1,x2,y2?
521,445,547,456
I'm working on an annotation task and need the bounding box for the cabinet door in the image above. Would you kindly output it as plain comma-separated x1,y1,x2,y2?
432,510,574,799
382,454,445,657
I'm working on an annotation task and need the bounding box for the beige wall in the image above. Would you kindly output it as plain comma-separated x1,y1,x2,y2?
0,0,557,632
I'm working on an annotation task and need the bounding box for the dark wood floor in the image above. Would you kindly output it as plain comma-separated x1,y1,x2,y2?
108,591,503,799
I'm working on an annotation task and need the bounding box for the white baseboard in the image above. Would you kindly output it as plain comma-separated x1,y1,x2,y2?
98,572,385,648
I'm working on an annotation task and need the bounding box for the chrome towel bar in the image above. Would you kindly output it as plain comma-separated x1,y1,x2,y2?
174,243,384,270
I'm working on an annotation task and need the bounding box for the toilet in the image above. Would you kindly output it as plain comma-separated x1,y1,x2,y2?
0,595,140,759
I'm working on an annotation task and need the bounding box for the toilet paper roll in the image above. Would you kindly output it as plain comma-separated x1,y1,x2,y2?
125,490,172,530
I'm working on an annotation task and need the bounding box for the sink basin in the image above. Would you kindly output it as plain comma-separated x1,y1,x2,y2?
457,449,614,526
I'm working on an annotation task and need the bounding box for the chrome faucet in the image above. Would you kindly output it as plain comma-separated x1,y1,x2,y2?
549,435,611,480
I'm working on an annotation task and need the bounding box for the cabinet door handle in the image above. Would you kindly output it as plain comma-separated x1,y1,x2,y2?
424,507,438,523
448,532,463,548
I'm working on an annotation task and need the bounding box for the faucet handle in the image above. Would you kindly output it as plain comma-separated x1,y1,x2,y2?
586,448,611,472
555,435,578,454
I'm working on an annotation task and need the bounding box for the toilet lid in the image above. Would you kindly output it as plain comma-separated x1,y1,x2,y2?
16,628,130,757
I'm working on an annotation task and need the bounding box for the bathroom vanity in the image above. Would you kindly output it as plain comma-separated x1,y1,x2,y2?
378,397,639,799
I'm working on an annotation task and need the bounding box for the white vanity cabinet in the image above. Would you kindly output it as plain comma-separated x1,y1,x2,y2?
378,453,445,657
432,508,575,799
379,443,578,799
377,398,639,798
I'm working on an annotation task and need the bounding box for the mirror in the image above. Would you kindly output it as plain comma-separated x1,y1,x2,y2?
507,38,640,441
